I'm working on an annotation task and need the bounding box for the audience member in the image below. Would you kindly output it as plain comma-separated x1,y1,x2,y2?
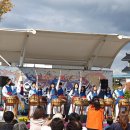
0,111,15,130
41,113,64,130
68,112,80,122
86,97,104,130
30,105,48,130
104,118,113,130
50,118,64,130
68,112,87,130
13,122,28,130
110,111,130,130
66,121,82,130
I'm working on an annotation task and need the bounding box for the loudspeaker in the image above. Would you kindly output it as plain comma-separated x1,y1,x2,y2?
0,76,9,87
98,79,108,99
100,79,108,90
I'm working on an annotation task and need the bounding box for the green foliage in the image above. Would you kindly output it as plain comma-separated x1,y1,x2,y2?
124,91,130,99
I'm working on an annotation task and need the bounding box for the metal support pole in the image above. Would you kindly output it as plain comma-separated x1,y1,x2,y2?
0,55,11,66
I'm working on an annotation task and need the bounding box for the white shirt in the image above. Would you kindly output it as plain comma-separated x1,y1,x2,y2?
87,86,101,101
2,85,17,97
113,86,126,99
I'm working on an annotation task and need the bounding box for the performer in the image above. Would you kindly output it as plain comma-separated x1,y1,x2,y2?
55,72,69,116
68,76,82,114
57,82,64,96
104,87,112,99
28,82,38,98
2,78,17,98
28,82,39,117
104,87,113,118
80,86,87,98
46,82,58,115
87,85,101,101
37,86,43,96
19,81,24,96
113,83,126,120
55,70,67,96
2,78,18,116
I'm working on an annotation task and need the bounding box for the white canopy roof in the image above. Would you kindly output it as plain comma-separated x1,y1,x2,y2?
0,28,130,69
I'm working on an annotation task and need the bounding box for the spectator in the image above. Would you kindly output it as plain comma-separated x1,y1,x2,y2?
30,106,48,130
41,113,64,130
110,111,130,130
104,118,113,130
0,111,14,130
12,119,18,125
50,118,64,130
66,121,82,130
13,122,28,130
68,112,86,130
86,97,104,130
68,113,80,122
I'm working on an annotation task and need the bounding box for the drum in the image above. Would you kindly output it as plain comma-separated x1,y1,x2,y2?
72,97,82,106
104,98,114,106
58,95,67,104
81,98,89,106
99,98,104,108
39,96,47,105
51,99,62,107
29,94,39,106
5,96,19,105
119,99,129,106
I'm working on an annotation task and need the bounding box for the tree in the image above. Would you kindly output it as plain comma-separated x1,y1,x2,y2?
0,0,13,17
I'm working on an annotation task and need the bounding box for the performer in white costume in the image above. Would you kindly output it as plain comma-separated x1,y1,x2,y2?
113,83,126,120
2,79,16,97
56,73,68,115
104,87,113,118
2,78,24,112
28,82,41,117
46,71,61,115
28,82,38,98
87,84,101,101
68,76,82,114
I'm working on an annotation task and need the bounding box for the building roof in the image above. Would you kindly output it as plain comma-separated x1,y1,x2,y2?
122,53,130,61
0,28,130,69
122,66,130,72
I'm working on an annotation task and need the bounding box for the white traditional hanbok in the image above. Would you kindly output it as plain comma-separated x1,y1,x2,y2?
113,85,126,119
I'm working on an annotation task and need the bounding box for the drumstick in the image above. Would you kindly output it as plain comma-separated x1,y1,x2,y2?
34,69,38,87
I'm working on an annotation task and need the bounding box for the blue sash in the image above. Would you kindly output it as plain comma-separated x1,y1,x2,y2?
38,89,42,96
93,92,97,97
58,88,63,96
73,89,79,97
51,89,58,100
6,85,12,93
115,90,124,104
80,92,86,97
106,92,112,98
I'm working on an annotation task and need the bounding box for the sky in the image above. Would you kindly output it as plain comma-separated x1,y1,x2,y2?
1,0,130,74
